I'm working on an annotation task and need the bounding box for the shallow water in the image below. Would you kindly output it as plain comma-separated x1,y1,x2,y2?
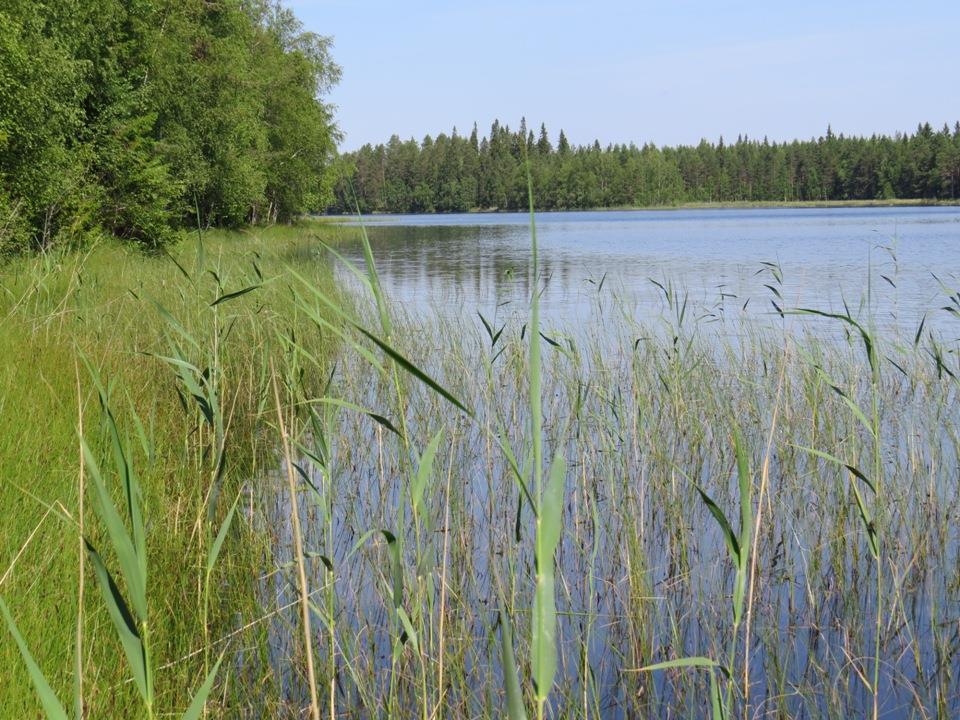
262,208,960,718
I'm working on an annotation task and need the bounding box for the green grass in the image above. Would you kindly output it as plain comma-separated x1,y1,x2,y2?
0,221,348,717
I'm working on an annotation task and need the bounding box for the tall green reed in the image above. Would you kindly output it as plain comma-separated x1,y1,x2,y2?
1,359,225,720
792,306,884,720
633,424,753,720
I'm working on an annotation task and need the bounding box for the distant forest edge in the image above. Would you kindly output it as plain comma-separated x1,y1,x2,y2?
330,120,960,214
0,1,340,253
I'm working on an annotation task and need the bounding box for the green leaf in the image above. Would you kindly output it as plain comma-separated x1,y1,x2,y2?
288,269,357,327
531,450,566,703
530,567,556,702
291,292,386,374
693,484,740,565
494,428,536,515
195,223,205,277
710,667,728,720
396,607,419,653
640,655,718,672
793,308,877,374
827,382,876,439
151,353,209,416
162,249,194,286
637,656,726,674
732,425,752,626
85,541,149,701
315,240,373,293
477,311,494,341
207,492,240,575
303,397,402,438
180,653,224,720
411,429,444,517
353,325,473,417
81,440,147,621
346,528,378,561
0,597,69,720
844,464,877,495
356,221,393,337
850,479,879,559
104,407,147,600
733,425,752,568
210,284,260,307
381,531,403,610
79,355,147,579
914,313,926,347
539,451,567,567
498,602,528,720
793,445,876,494
793,444,878,556
150,300,200,351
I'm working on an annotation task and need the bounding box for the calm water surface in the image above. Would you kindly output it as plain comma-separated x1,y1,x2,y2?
339,207,960,334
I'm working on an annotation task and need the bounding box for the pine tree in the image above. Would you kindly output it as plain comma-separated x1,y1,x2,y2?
537,123,552,155
469,123,479,154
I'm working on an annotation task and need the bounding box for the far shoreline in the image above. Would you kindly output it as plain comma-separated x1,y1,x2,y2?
320,198,960,218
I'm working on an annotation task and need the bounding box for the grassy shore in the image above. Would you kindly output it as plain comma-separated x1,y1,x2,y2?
0,222,350,717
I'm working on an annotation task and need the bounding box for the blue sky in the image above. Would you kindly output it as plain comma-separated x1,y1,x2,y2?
288,1,959,151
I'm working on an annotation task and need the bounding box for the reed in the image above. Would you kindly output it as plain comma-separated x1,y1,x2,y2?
2,212,959,718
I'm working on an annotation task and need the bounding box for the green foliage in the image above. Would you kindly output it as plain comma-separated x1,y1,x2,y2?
498,599,528,720
0,223,341,717
639,426,753,720
331,119,960,213
0,3,89,250
0,190,30,255
0,0,340,253
0,598,69,720
93,113,179,248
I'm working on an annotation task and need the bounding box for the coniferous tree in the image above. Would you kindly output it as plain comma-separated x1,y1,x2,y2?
537,123,552,155
328,119,960,214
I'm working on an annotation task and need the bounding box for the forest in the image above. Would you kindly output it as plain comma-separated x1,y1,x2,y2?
331,119,960,213
0,0,340,253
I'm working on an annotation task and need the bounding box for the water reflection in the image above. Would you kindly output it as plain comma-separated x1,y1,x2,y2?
260,207,960,717
340,207,960,335
263,313,960,718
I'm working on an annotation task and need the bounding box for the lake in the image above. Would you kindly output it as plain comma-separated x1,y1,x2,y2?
339,206,960,337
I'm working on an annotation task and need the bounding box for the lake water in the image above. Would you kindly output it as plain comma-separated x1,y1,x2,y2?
265,207,960,718
339,206,960,336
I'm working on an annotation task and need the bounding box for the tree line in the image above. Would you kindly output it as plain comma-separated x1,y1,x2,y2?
1,0,340,253
330,119,960,214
